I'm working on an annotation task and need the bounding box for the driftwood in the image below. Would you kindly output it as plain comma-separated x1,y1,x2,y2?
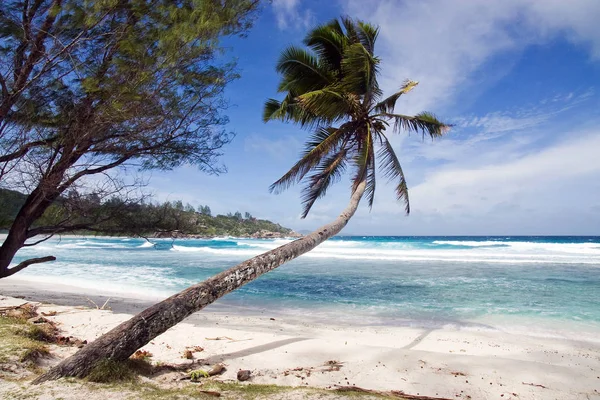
41,311,57,316
334,386,453,400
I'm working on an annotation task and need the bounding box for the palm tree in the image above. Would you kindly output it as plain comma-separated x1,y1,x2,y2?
35,17,450,382
264,17,449,218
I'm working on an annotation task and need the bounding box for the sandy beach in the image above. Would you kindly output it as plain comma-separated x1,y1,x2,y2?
1,278,599,399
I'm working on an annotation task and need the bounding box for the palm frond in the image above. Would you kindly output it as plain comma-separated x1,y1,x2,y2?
263,98,284,122
263,93,325,128
357,21,379,56
341,16,359,44
378,133,410,214
386,112,452,139
276,46,333,91
339,42,382,101
296,89,353,121
372,80,419,114
300,147,348,218
269,126,348,194
304,19,346,74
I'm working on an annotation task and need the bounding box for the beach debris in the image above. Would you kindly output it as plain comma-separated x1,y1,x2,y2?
28,315,52,324
188,364,226,381
56,336,87,347
41,311,57,317
1,303,38,320
205,336,251,343
131,350,153,361
198,390,221,397
283,362,340,378
237,369,251,381
208,363,226,376
451,371,467,377
160,361,206,379
522,382,547,388
182,346,205,358
324,360,344,371
189,369,210,381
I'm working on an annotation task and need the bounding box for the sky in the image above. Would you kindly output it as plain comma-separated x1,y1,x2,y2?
148,0,600,236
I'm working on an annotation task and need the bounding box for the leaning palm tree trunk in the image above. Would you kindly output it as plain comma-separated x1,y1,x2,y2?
33,181,366,383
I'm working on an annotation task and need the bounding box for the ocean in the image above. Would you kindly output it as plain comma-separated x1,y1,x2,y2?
8,235,600,341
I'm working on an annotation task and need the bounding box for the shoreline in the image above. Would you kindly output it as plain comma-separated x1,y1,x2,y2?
3,277,600,343
0,232,302,241
1,280,600,399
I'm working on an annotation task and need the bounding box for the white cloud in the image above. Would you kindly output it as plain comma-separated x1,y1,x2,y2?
271,0,314,30
457,113,553,135
392,96,579,175
352,126,600,235
342,0,600,113
522,0,600,59
452,91,590,135
410,130,600,215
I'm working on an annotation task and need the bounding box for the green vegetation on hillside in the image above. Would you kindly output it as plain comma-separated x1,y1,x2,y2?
0,188,294,238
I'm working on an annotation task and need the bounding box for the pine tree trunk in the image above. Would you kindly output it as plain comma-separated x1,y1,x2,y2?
0,185,62,278
33,181,367,383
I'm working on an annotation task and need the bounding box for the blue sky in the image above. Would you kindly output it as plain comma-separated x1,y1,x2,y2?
149,0,600,235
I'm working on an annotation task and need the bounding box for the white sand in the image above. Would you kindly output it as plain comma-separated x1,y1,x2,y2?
1,279,600,399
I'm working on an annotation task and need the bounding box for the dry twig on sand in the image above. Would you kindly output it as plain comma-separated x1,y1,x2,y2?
86,298,111,310
522,382,547,388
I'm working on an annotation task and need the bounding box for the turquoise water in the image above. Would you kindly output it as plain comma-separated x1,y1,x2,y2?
8,235,600,339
